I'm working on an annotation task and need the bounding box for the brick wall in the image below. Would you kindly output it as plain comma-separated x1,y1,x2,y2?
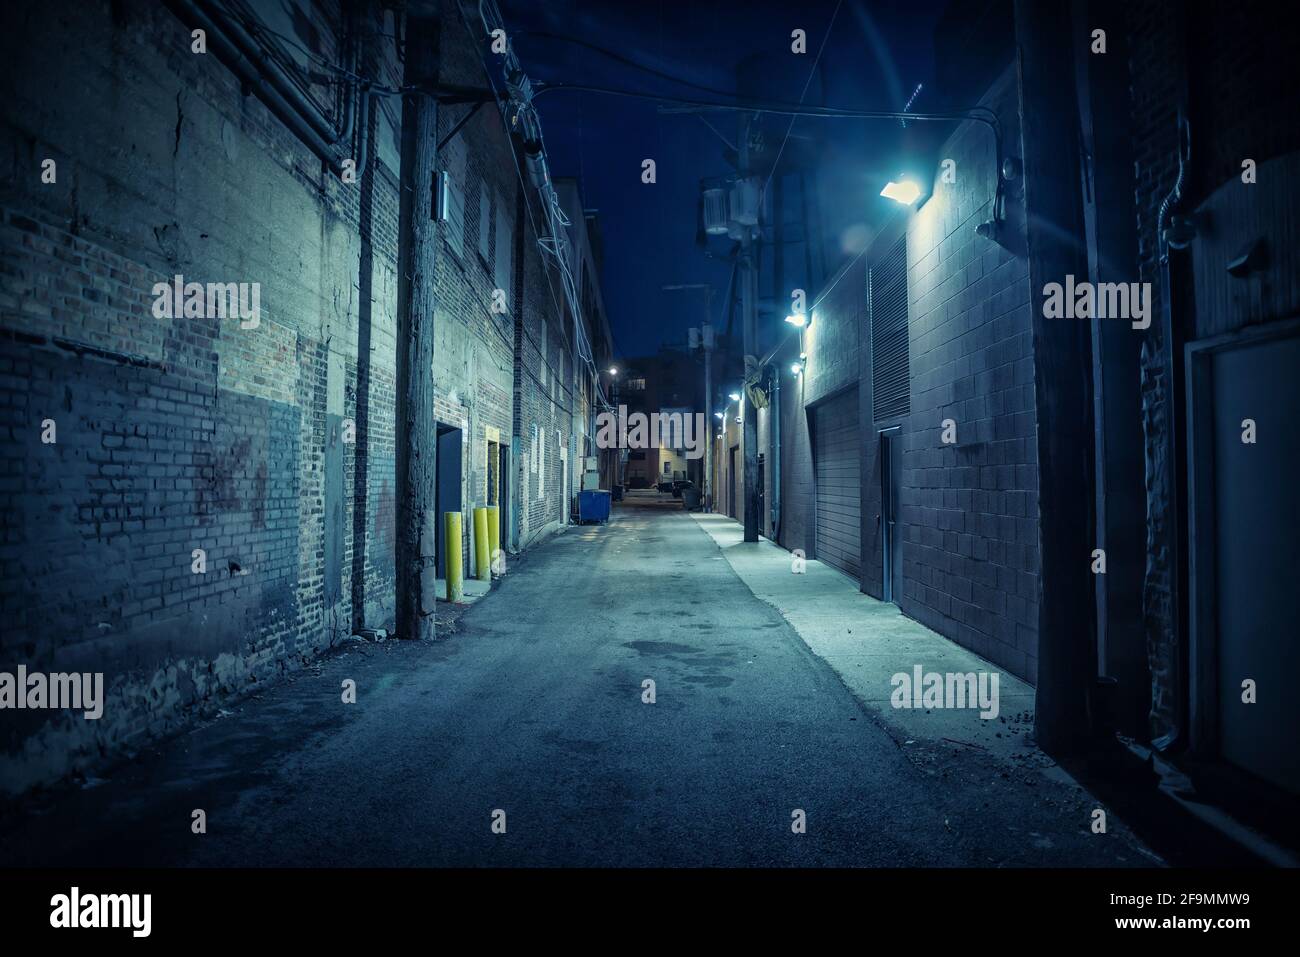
431,0,584,563
1126,0,1300,741
0,0,403,792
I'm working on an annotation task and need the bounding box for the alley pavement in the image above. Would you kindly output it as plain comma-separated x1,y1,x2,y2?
1,495,1155,866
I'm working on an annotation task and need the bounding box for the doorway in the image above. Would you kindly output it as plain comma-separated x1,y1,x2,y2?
1188,323,1300,796
729,445,739,519
435,424,462,579
812,389,861,580
880,428,902,604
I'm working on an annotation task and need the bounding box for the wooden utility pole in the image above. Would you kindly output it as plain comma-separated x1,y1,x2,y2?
738,111,760,543
1014,0,1096,752
394,10,440,641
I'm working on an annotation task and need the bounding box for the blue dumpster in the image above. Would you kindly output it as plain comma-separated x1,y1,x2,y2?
578,489,611,524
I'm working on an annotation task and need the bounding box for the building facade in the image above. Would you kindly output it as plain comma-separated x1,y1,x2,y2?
0,0,610,794
713,0,1300,830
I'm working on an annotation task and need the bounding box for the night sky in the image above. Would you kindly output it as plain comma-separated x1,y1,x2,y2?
503,0,950,360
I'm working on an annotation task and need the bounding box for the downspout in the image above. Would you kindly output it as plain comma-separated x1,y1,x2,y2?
771,364,781,541
1148,2,1195,751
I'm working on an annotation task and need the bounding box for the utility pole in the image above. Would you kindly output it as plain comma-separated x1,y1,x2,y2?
394,10,440,641
702,319,713,511
1014,0,1095,752
664,283,715,511
738,111,760,543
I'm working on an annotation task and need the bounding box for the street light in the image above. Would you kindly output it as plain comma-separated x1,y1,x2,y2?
714,411,724,419
728,392,741,402
784,313,807,328
790,362,803,376
881,179,922,205
608,367,618,375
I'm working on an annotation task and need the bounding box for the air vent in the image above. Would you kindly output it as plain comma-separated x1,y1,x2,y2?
870,235,910,421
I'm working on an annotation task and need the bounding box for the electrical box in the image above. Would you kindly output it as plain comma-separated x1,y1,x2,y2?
702,187,729,235
433,171,451,223
729,178,760,226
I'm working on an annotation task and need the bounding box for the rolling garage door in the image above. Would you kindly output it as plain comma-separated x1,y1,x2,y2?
813,389,861,580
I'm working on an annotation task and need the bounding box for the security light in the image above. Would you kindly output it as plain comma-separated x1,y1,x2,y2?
881,179,922,205
791,362,803,375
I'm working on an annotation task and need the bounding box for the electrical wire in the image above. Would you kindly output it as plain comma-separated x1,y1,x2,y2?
453,0,614,428
762,0,845,205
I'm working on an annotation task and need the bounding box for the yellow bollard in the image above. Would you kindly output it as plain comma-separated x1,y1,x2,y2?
445,511,464,603
473,506,490,582
487,506,501,576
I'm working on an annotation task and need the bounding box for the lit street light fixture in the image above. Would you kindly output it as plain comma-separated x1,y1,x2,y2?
881,179,922,205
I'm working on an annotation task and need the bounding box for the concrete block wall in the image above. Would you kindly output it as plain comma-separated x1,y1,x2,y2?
0,0,402,792
775,255,864,562
898,67,1038,683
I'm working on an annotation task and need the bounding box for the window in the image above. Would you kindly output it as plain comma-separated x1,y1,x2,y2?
477,180,492,266
442,138,467,259
494,190,514,311
663,461,672,475
627,377,646,391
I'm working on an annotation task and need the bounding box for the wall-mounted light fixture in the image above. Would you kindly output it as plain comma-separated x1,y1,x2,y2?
880,179,922,206
790,362,803,377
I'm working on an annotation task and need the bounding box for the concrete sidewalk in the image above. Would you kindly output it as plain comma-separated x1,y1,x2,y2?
690,512,1155,849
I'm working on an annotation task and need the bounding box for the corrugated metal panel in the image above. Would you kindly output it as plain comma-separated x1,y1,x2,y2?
814,390,861,580
871,235,910,421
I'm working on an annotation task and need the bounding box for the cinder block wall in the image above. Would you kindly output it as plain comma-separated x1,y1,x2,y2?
776,256,864,562
0,0,402,792
898,67,1038,682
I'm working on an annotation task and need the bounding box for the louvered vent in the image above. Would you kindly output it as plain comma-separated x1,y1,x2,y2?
870,235,910,421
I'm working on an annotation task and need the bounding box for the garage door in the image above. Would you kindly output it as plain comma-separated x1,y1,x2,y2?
813,389,861,580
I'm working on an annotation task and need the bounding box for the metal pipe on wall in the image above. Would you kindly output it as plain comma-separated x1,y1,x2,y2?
165,0,353,172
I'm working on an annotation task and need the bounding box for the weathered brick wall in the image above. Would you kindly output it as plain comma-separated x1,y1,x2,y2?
433,1,576,552
899,66,1038,682
0,0,401,793
1126,0,1300,741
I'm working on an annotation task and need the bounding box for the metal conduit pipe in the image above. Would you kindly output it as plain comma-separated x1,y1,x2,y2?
164,0,352,172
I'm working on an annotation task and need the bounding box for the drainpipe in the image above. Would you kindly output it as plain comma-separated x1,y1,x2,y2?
771,364,781,541
1148,0,1195,753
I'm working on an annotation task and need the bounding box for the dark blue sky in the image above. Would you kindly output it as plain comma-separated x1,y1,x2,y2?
503,0,950,360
